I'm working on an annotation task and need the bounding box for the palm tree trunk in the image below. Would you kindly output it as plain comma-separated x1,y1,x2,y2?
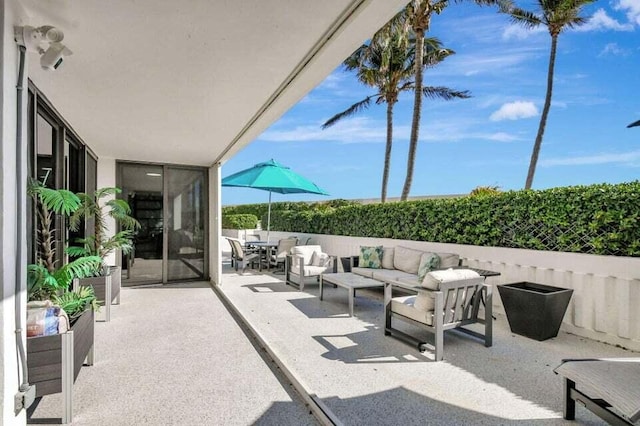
401,27,425,201
525,35,558,189
381,101,395,203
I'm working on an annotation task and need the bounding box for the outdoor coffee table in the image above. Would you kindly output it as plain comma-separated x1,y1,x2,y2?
320,273,384,317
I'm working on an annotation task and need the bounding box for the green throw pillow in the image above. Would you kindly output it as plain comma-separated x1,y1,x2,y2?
418,253,441,282
359,246,383,269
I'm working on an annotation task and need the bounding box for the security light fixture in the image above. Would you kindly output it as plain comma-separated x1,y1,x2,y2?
146,172,162,177
14,25,72,70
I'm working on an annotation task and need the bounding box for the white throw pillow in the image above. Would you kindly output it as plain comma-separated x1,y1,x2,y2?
311,251,331,267
421,268,480,290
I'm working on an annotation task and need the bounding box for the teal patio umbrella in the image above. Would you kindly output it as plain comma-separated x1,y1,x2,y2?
222,159,329,242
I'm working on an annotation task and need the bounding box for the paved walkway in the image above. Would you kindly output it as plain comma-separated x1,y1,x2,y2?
28,281,317,426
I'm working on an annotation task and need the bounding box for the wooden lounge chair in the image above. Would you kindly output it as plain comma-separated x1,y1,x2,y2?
554,358,640,425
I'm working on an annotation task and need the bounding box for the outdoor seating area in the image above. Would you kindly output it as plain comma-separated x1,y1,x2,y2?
25,258,638,425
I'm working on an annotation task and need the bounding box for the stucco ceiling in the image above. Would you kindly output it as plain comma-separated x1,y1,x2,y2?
20,0,407,167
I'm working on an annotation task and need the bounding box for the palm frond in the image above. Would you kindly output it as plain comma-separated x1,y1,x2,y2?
36,187,81,216
322,97,374,129
66,245,92,258
422,86,472,100
95,187,121,200
508,8,542,28
55,255,103,287
628,119,640,128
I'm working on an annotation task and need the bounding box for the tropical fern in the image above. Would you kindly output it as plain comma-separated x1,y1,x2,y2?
52,286,99,320
69,187,139,267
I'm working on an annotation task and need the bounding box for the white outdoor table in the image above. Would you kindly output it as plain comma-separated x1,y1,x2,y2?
320,272,384,317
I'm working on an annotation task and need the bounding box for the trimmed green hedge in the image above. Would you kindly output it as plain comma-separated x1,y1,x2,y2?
222,214,258,230
267,182,640,257
222,199,359,221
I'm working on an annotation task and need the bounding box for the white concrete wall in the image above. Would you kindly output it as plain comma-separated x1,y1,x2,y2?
1,0,28,423
209,164,222,285
97,157,117,266
264,230,640,352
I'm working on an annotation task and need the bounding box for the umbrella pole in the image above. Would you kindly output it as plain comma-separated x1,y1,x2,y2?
266,191,272,243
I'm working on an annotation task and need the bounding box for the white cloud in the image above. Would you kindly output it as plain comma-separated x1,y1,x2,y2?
599,42,630,56
259,117,409,144
502,25,546,40
614,0,640,25
490,101,539,121
541,150,640,167
485,132,521,142
577,9,634,32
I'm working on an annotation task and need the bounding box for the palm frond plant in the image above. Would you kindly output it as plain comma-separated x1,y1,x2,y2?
69,187,140,273
27,178,102,303
52,286,100,320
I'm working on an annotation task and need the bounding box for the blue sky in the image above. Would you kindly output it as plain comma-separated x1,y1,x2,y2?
222,1,640,206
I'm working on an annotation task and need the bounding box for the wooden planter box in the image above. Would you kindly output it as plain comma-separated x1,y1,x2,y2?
74,266,120,322
27,308,95,424
497,282,573,341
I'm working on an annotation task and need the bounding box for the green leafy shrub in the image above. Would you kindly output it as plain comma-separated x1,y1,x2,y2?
52,286,99,320
222,214,258,229
268,182,640,257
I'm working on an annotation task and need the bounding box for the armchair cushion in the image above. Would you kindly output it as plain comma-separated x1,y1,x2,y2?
359,246,383,269
391,295,433,325
291,245,322,269
421,268,480,290
393,246,424,274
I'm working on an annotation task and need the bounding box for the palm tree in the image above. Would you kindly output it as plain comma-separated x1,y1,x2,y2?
399,0,508,201
508,0,594,189
323,30,469,202
323,32,413,203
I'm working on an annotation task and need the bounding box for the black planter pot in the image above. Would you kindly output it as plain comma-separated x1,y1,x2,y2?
497,282,573,341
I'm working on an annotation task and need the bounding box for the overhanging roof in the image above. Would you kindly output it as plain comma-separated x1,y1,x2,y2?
21,0,407,167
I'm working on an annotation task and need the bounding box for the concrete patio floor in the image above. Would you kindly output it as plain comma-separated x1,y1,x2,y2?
27,281,317,426
219,265,637,425
27,259,637,425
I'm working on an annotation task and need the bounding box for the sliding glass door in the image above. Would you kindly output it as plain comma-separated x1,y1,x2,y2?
118,162,208,285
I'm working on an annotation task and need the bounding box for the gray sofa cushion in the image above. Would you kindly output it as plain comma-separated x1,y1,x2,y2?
352,267,374,278
381,247,395,269
371,269,416,284
438,252,460,268
393,246,424,274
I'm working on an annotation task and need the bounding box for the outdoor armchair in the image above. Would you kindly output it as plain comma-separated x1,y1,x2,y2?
285,245,336,291
227,238,260,274
269,237,297,273
384,268,492,361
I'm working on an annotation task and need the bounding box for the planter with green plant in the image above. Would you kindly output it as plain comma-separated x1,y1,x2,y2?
26,180,102,422
68,187,139,321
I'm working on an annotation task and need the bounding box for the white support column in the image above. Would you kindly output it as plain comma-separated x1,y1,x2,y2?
209,163,222,286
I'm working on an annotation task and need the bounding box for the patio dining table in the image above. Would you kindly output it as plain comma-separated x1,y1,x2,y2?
245,241,278,271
